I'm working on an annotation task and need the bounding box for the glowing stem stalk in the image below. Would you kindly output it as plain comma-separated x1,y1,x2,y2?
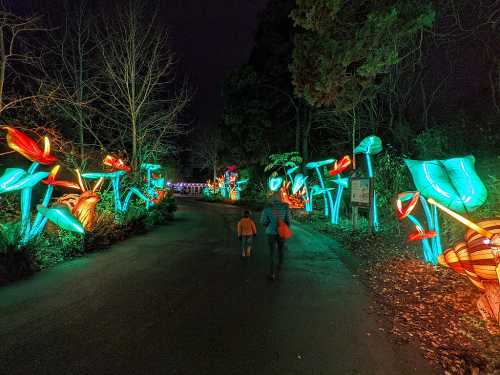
427,198,493,239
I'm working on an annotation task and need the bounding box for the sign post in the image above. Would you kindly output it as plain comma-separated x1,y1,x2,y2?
350,177,373,234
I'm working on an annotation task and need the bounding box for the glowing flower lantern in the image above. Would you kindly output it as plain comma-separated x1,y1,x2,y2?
396,191,440,263
104,155,131,172
57,170,103,231
4,127,57,165
328,155,351,177
0,128,86,243
400,155,488,263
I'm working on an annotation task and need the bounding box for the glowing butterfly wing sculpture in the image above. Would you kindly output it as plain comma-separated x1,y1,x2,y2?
405,156,487,213
4,127,58,164
0,168,49,192
36,205,85,234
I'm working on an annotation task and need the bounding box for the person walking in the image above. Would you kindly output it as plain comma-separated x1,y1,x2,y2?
260,191,291,281
237,210,257,259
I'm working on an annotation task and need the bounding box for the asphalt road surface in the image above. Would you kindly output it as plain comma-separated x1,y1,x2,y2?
0,199,436,374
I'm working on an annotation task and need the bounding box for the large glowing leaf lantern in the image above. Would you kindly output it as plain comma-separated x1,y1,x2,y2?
36,205,85,234
404,156,487,213
0,168,49,192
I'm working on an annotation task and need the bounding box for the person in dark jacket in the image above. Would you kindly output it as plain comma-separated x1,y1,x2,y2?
260,191,291,281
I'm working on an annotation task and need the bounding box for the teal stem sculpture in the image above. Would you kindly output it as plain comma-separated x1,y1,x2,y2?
397,192,437,264
305,159,335,219
82,169,151,214
354,136,382,232
141,163,162,209
330,176,349,224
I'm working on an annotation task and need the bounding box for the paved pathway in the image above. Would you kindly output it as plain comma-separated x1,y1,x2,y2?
0,199,435,374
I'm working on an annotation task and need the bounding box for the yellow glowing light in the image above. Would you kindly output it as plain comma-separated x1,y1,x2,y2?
428,198,493,239
43,136,51,157
75,169,86,192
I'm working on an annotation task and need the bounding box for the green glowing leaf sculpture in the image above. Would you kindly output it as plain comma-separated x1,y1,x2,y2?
0,168,49,192
36,204,85,234
268,176,284,192
404,155,487,213
354,136,382,155
292,174,307,194
141,163,162,171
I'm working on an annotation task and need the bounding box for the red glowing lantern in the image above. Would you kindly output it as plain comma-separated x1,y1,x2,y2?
328,155,351,177
103,155,131,172
4,127,58,165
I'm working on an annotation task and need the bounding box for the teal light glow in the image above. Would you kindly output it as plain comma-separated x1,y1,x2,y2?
81,170,127,179
292,174,307,194
36,205,85,234
330,176,349,224
404,156,487,213
268,176,284,192
354,136,382,232
0,168,49,192
397,192,441,264
305,159,335,218
353,136,383,155
286,166,299,176
141,163,161,171
123,187,151,211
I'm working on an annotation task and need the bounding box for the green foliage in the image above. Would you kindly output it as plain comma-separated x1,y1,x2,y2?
374,151,412,218
145,195,177,227
290,0,435,109
32,232,84,269
264,151,303,175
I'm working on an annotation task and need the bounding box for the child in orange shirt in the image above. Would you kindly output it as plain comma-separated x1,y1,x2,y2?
237,210,257,258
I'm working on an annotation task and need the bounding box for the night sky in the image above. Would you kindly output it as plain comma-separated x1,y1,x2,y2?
10,0,270,128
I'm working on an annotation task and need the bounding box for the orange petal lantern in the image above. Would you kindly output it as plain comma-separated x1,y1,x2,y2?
4,127,57,165
328,155,351,177
103,155,131,172
42,165,80,189
407,229,436,241
439,219,500,327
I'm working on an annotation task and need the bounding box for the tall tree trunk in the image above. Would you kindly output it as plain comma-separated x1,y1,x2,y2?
0,27,5,112
302,106,312,162
132,116,137,171
295,104,301,153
